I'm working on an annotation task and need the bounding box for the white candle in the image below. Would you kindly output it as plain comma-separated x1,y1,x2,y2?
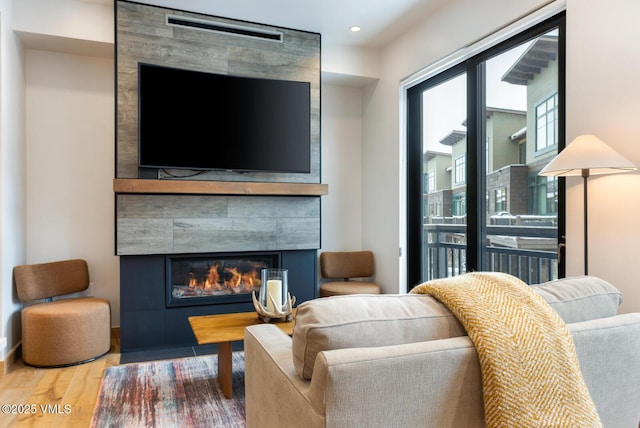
266,279,282,312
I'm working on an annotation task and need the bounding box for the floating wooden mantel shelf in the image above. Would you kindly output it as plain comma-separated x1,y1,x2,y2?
113,178,328,196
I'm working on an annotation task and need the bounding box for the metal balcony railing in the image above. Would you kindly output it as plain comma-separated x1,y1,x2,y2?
424,223,558,284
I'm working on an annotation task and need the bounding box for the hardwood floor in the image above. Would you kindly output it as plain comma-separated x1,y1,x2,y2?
0,334,121,428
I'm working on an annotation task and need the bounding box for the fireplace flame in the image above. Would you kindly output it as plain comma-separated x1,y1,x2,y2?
205,266,221,290
183,260,264,295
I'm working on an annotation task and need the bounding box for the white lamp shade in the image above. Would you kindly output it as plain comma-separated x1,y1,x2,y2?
539,134,637,177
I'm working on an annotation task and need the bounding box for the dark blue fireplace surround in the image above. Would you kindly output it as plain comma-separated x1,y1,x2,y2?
119,249,317,355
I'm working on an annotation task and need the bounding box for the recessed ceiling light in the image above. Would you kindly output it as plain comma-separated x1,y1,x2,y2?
349,26,361,33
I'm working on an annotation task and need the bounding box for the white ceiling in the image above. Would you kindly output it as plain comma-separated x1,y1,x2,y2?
126,0,450,49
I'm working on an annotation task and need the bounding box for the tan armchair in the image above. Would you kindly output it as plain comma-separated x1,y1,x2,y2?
319,250,381,297
13,259,111,367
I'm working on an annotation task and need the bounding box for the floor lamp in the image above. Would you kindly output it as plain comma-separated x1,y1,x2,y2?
539,135,637,275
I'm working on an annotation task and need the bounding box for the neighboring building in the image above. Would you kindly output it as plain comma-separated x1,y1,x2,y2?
485,108,527,217
423,150,452,219
424,33,559,222
438,130,467,218
486,108,526,172
502,33,559,217
432,107,527,218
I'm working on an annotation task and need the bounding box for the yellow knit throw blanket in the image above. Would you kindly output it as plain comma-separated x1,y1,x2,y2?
410,272,602,427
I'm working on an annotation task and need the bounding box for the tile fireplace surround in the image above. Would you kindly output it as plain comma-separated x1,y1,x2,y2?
115,186,324,354
114,1,323,355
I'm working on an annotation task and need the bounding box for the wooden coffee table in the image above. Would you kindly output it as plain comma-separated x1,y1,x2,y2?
188,310,296,399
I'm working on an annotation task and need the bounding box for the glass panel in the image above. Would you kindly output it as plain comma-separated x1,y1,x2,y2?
407,17,563,288
167,252,278,307
483,29,559,283
422,73,467,280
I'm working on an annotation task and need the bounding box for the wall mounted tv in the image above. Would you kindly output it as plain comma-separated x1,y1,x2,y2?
138,63,311,174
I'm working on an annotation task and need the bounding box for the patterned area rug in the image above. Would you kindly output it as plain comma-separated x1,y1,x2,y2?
90,353,245,427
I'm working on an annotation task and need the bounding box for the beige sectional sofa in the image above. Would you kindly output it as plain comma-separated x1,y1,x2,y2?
244,276,640,427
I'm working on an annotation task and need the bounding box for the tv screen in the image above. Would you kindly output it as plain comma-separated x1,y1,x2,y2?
138,63,311,173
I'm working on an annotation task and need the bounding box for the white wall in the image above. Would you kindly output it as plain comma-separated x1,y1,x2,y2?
25,49,119,322
320,83,364,255
14,0,113,43
0,0,115,364
0,0,27,361
322,45,380,82
564,0,640,313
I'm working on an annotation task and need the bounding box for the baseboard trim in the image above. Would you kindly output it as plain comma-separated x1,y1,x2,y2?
0,342,21,376
111,326,120,352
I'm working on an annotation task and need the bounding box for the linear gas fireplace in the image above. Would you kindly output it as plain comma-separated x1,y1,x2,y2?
120,250,316,353
167,252,279,307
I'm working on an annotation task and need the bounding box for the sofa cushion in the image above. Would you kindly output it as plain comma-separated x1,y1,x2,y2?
292,294,466,380
292,275,623,380
531,275,622,323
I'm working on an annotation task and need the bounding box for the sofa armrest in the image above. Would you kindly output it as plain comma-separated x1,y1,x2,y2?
569,313,640,427
244,324,326,428
245,324,485,428
311,336,486,428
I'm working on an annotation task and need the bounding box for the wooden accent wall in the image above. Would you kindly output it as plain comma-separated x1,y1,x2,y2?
115,1,322,256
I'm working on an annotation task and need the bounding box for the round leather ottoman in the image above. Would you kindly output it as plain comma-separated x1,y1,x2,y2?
21,297,111,367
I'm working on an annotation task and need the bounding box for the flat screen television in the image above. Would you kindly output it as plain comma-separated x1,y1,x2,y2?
138,63,311,173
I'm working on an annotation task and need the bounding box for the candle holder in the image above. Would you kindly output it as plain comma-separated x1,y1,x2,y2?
252,268,295,322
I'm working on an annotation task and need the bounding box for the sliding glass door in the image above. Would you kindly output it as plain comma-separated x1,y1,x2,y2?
406,13,565,288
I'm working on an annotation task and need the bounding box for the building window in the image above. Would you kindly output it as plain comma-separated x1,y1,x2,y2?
452,192,466,216
427,200,442,217
454,155,465,185
495,187,507,212
425,170,435,193
529,174,558,215
536,93,558,152
546,176,558,214
519,142,526,164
